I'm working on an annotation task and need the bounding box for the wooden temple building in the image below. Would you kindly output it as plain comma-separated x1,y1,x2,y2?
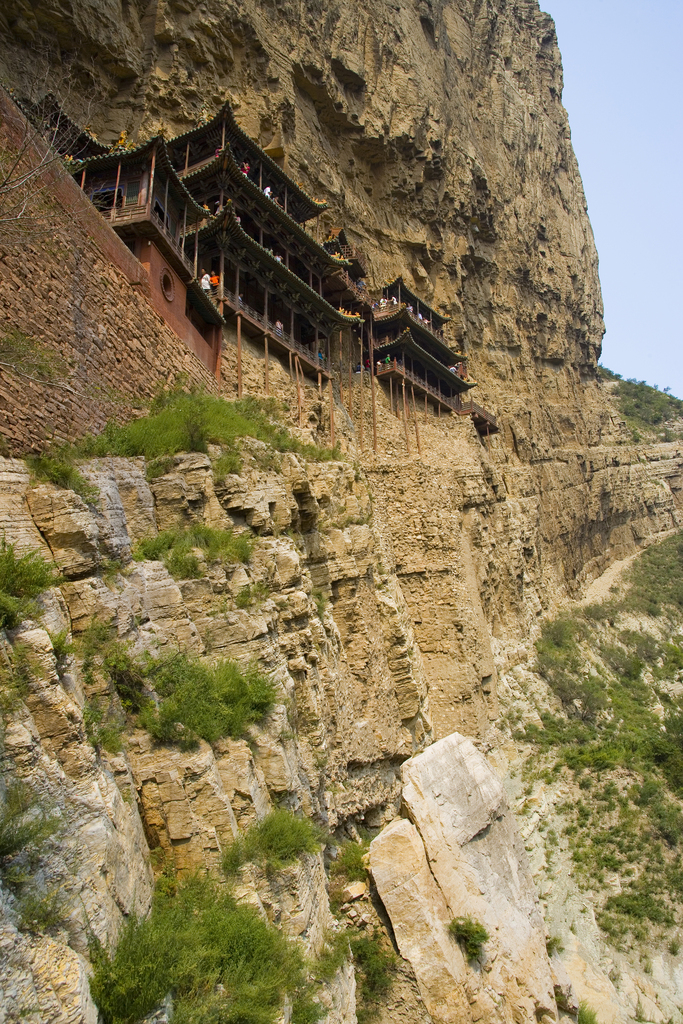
63,98,497,448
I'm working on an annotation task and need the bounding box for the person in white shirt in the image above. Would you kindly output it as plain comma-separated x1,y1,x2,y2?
200,270,211,292
263,186,272,198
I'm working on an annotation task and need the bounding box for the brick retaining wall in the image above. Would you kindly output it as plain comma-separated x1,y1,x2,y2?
0,89,218,454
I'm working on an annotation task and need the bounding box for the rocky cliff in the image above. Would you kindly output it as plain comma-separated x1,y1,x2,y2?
2,1,683,1023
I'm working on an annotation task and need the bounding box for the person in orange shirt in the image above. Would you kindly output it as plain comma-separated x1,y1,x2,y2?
209,272,219,293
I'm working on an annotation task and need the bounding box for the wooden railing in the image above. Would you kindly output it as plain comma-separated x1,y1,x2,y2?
220,288,330,371
338,243,368,275
376,358,461,412
106,203,195,275
373,303,447,343
459,399,498,431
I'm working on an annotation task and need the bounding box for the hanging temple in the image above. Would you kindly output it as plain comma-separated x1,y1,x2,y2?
46,98,498,447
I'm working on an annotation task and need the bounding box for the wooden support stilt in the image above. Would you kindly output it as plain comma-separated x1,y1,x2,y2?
369,321,377,453
80,168,86,189
295,357,303,427
411,385,422,457
424,394,428,424
338,330,344,407
318,371,322,396
214,326,222,389
348,333,353,418
390,378,394,416
401,380,411,453
236,314,242,398
328,377,335,448
359,333,364,452
264,334,269,396
112,160,122,223
289,350,293,380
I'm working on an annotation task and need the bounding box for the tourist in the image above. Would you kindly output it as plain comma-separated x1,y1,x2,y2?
200,270,211,292
384,354,391,365
210,271,219,293
240,160,250,175
274,254,282,262
275,320,283,334
263,185,272,198
364,357,370,371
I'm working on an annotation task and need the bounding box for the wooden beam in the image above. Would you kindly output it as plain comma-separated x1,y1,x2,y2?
369,319,377,453
264,333,269,396
328,376,335,448
184,141,190,173
237,314,242,398
111,159,122,223
359,342,364,453
411,385,422,457
338,329,343,407
402,380,411,453
214,326,222,388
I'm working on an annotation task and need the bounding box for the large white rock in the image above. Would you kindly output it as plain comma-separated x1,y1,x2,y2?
370,732,561,1024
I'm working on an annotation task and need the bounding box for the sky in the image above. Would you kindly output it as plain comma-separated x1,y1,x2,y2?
541,0,683,399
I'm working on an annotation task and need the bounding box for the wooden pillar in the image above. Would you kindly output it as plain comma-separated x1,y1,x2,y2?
259,161,263,189
338,330,344,407
284,185,288,214
328,376,335,447
369,319,377,453
112,159,122,223
295,357,303,427
193,221,199,278
424,393,428,424
237,314,243,398
318,371,322,396
214,326,223,388
264,333,269,396
316,213,319,242
163,174,169,228
390,377,394,416
348,331,353,418
221,116,226,150
401,380,411,453
219,249,224,300
289,350,293,380
290,306,295,341
411,385,422,457
184,141,190,172
182,203,187,244
80,168,86,189
359,330,364,452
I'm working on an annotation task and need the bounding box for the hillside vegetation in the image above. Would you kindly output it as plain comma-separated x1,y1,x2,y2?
600,367,683,441
516,532,683,952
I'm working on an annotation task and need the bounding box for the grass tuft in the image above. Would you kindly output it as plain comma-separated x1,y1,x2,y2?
133,524,253,580
0,536,58,628
223,809,325,874
89,874,308,1024
448,916,489,960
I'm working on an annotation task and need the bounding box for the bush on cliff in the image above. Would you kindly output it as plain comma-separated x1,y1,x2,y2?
133,523,253,579
0,537,58,628
223,809,325,874
89,874,309,1024
79,390,339,471
449,916,489,960
138,655,276,749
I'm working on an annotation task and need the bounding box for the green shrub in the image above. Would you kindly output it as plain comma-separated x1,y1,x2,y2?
18,885,65,932
349,933,396,1024
26,452,98,501
546,935,564,956
0,780,58,861
223,809,325,874
449,916,489,959
89,874,307,1024
139,657,276,749
578,1002,600,1024
235,582,270,609
133,524,253,580
0,537,58,628
79,391,340,468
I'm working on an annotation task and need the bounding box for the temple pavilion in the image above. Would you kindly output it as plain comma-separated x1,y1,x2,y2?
59,95,498,444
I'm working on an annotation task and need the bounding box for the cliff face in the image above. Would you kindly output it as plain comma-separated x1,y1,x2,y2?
2,3,683,1023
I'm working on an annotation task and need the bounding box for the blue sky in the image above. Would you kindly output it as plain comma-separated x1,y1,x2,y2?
541,0,683,399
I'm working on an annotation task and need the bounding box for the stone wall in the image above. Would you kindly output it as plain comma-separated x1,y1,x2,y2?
0,88,219,454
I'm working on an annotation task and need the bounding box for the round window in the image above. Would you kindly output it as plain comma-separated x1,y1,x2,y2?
160,268,175,302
